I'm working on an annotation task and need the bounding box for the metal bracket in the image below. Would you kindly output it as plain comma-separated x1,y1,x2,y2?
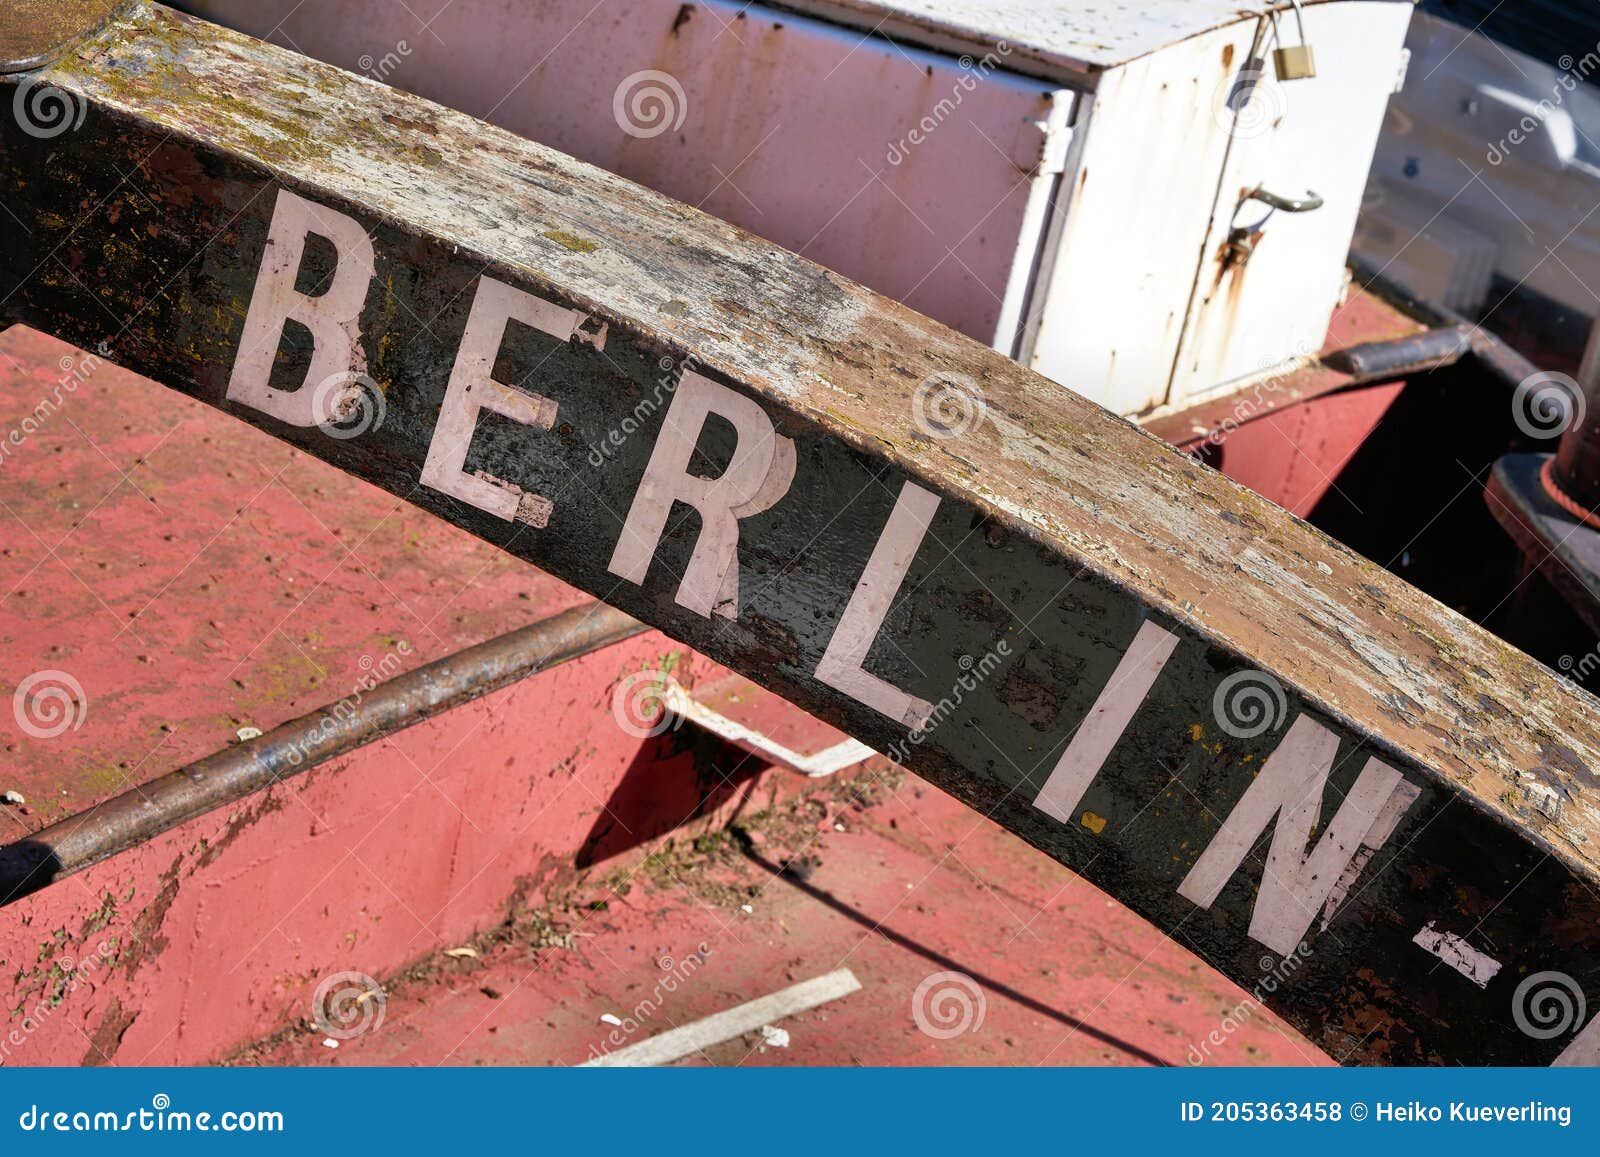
665,674,875,779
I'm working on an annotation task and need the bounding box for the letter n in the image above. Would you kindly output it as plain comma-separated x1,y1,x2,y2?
1178,715,1415,954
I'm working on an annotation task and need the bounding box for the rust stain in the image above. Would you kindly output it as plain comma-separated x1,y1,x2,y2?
192,788,289,871
81,995,137,1066
117,854,182,980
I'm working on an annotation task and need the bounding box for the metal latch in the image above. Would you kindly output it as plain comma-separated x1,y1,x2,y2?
1271,0,1317,81
1223,185,1325,268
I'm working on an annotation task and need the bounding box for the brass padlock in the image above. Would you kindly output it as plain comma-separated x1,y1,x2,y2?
1273,42,1317,81
1271,1,1317,81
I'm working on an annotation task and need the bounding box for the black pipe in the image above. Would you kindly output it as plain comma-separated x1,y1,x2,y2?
0,600,645,904
1548,320,1600,514
1318,324,1471,381
1554,406,1600,516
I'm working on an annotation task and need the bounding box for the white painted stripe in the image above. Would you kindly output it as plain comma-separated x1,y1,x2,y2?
663,681,875,778
1032,620,1179,824
1554,1013,1600,1066
1362,779,1422,849
1412,921,1503,988
579,968,863,1067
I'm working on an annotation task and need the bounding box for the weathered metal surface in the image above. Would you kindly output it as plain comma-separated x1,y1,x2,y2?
1318,326,1470,380
1554,423,1600,517
0,601,643,903
1167,1,1414,402
1022,19,1253,416
2,3,1599,1066
1142,284,1448,447
774,0,1413,82
0,0,126,73
1487,454,1600,636
0,323,713,1066
237,773,1324,1067
1361,7,1600,344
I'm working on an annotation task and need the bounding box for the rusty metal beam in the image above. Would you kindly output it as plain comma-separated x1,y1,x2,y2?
2,2,1599,1065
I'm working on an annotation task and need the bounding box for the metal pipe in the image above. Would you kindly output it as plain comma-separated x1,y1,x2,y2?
0,601,645,904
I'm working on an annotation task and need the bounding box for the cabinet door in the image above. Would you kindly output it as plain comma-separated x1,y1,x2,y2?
1168,0,1414,408
1020,22,1261,416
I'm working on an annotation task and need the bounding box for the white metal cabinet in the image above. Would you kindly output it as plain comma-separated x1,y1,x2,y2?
184,0,1413,418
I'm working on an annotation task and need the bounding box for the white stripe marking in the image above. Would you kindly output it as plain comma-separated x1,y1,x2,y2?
1554,1013,1600,1066
1412,921,1503,988
663,680,874,778
579,968,862,1067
